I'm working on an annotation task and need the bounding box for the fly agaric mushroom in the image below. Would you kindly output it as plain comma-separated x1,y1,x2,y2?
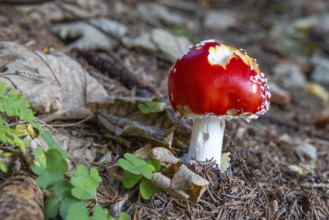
168,40,271,169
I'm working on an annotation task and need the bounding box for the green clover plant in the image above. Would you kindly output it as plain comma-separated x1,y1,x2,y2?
118,153,161,199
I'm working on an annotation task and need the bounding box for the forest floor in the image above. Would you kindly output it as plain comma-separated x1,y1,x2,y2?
0,0,328,219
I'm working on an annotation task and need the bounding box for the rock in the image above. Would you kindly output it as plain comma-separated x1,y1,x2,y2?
269,82,291,106
203,10,238,31
122,28,192,61
136,3,198,31
122,32,157,52
310,55,329,84
294,143,317,161
272,62,306,89
151,28,192,62
89,18,127,37
51,17,128,50
16,0,108,22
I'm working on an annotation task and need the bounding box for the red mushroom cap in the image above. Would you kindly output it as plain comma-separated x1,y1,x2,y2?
168,40,271,121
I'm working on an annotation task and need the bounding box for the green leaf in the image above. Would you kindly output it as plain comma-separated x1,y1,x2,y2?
31,122,43,133
139,164,155,179
46,149,69,174
66,202,90,220
137,101,163,113
0,161,8,173
139,179,160,200
53,180,72,200
146,159,161,172
32,147,46,175
44,197,60,219
119,213,131,220
70,165,102,200
91,205,108,220
118,158,141,175
0,82,35,122
36,149,69,189
119,212,131,220
118,154,155,179
14,136,28,153
60,197,80,219
37,171,63,189
124,153,146,167
122,170,142,189
42,131,68,159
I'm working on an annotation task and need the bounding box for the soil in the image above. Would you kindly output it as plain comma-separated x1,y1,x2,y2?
0,0,328,219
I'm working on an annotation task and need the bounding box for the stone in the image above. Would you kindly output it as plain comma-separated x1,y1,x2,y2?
269,82,291,106
52,21,119,51
310,55,329,84
151,28,192,62
203,10,237,31
136,3,198,31
122,32,157,52
294,143,317,161
272,62,306,89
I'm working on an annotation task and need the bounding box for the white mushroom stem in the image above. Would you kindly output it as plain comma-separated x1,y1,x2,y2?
185,116,225,168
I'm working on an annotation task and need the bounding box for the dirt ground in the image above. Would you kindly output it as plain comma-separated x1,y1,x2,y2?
0,0,328,219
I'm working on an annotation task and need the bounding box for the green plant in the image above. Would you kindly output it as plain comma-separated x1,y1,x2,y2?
33,133,130,220
0,82,130,219
32,137,102,219
0,82,41,172
118,153,161,199
66,202,130,220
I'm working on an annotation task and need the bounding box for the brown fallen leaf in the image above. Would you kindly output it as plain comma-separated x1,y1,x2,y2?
0,41,108,122
0,176,44,220
88,97,190,148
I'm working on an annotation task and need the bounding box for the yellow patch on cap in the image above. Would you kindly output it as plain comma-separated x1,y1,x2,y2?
252,84,258,94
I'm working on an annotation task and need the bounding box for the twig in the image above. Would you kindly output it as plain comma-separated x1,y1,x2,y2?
49,113,94,127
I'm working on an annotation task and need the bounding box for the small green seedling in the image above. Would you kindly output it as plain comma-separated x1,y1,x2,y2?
137,101,163,113
118,153,161,199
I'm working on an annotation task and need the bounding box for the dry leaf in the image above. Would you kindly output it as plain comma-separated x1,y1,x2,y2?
88,97,190,148
0,41,108,121
151,147,179,164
